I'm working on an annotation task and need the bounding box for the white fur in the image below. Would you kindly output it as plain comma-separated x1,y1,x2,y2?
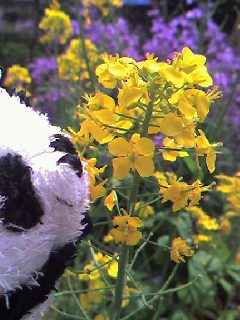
0,89,89,300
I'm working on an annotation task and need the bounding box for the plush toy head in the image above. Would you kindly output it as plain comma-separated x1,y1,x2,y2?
0,88,91,319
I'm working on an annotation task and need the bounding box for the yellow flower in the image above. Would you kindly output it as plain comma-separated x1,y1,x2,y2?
170,237,195,263
96,54,136,89
187,206,219,231
217,173,240,213
103,234,114,242
170,89,211,122
193,234,212,244
110,209,144,245
4,65,32,95
159,174,208,211
122,285,139,308
220,218,231,235
90,179,108,202
80,293,90,310
108,134,155,180
104,191,116,211
162,137,188,162
136,202,155,219
68,126,93,148
88,279,105,303
195,129,217,173
95,315,110,320
86,158,107,185
107,260,118,278
39,1,72,45
173,47,213,87
58,38,98,81
79,263,100,281
79,119,110,143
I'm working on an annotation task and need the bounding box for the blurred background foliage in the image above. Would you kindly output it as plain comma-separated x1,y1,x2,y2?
1,1,240,319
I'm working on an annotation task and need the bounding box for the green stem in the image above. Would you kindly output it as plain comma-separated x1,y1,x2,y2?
112,100,155,319
112,244,129,320
75,0,95,92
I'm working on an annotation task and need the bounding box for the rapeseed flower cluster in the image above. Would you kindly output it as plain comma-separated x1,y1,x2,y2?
71,47,221,250
39,0,72,45
158,172,210,211
79,252,136,310
170,237,195,263
4,65,31,96
217,173,240,213
58,38,99,82
109,209,144,246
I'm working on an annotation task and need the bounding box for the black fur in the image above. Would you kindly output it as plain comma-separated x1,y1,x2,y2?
50,134,77,155
57,154,83,178
0,241,78,320
7,89,31,107
0,220,92,320
0,153,44,232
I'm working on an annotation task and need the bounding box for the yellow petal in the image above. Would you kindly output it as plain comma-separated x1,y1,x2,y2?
104,191,116,211
126,230,142,246
90,180,107,202
118,87,144,109
178,95,197,119
175,127,195,148
195,129,210,148
110,228,126,243
88,92,115,111
112,157,131,180
109,63,128,79
93,109,119,125
108,137,131,156
134,155,154,177
135,137,155,156
206,148,216,173
115,120,133,133
107,261,118,278
128,216,144,228
163,66,185,88
159,114,184,136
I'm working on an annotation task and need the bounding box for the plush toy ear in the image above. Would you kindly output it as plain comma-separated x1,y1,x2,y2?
0,153,44,232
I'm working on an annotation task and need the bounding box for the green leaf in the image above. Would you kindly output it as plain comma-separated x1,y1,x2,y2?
227,265,240,283
157,235,170,246
169,211,193,239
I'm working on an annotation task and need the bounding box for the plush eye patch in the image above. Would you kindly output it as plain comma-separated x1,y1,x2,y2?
0,153,44,232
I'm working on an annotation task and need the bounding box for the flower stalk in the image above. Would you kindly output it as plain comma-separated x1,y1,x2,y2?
112,99,155,319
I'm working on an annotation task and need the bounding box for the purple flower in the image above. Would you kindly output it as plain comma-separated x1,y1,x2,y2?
28,57,57,84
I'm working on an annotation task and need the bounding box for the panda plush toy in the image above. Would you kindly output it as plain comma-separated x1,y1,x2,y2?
0,88,91,319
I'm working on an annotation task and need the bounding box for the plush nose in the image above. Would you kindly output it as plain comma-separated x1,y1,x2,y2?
57,154,83,177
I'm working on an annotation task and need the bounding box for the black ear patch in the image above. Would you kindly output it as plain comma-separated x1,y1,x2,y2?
50,134,77,155
0,153,44,232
